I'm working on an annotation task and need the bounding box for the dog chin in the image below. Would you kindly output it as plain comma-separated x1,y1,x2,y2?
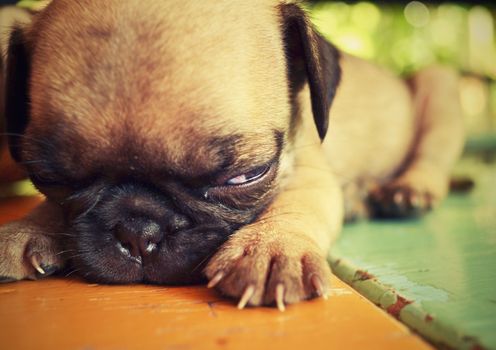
61,183,233,285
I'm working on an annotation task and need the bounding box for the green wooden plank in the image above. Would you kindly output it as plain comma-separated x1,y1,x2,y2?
330,158,496,349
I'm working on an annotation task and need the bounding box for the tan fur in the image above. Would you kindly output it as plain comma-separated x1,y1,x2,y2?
22,0,289,178
0,201,64,280
0,0,464,307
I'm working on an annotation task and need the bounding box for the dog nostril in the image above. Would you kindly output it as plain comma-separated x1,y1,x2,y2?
121,242,132,253
114,219,163,260
115,233,141,259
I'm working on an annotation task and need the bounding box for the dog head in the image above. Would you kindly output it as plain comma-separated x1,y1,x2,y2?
4,0,340,284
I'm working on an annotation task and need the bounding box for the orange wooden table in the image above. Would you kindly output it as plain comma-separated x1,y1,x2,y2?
0,196,432,350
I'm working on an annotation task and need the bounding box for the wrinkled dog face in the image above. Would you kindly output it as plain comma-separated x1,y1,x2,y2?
42,132,283,284
7,1,294,283
30,131,284,284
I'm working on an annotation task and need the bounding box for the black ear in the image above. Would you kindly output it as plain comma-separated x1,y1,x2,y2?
4,26,31,162
281,4,341,141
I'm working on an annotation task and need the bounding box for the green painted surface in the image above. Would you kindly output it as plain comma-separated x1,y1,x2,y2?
330,158,496,350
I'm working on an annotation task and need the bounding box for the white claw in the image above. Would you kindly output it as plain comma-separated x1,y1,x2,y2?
311,275,328,300
237,285,255,310
276,284,285,312
30,254,45,275
207,271,224,288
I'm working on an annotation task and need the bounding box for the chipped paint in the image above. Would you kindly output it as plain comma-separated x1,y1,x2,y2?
328,158,496,350
350,263,450,303
386,296,413,319
329,255,492,350
354,269,375,281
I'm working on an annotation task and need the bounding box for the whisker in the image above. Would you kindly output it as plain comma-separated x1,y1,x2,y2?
66,189,104,219
65,254,88,261
64,268,81,278
53,233,77,237
191,250,218,274
0,132,56,150
56,249,76,256
16,159,47,165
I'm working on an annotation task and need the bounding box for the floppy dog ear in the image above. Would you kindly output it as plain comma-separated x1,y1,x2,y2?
4,26,31,162
281,3,341,141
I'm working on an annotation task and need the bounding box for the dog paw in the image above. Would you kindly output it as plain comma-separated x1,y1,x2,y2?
367,184,435,218
204,229,331,310
0,221,63,282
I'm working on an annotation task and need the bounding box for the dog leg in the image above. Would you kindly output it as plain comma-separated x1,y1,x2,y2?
0,200,66,281
205,143,343,309
368,67,465,217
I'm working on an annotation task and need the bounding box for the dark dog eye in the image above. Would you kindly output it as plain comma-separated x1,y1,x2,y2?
224,165,270,186
30,172,60,187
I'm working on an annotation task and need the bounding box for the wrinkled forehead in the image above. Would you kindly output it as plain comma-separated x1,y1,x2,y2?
24,118,284,183
29,0,290,130
26,0,291,175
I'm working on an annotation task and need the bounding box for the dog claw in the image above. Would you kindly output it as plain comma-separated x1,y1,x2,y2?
237,285,255,310
311,274,328,299
207,271,224,288
276,284,285,312
30,253,45,275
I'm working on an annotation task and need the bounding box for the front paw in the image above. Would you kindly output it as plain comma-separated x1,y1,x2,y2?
204,228,331,310
0,221,64,282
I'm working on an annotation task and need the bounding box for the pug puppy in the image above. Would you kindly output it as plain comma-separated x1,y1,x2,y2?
0,0,464,310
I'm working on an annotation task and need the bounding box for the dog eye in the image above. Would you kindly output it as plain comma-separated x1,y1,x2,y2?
30,172,60,187
203,161,278,204
225,165,270,186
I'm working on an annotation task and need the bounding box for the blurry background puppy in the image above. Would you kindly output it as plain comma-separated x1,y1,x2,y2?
0,0,464,309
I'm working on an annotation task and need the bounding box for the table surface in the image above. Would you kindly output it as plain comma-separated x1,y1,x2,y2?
330,158,496,350
0,197,431,350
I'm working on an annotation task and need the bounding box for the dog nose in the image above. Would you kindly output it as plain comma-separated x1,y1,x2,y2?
115,218,162,261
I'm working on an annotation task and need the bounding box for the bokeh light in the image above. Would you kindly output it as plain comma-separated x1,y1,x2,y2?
309,2,496,138
404,1,430,28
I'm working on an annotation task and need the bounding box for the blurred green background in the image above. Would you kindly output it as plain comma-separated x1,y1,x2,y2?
306,1,496,150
